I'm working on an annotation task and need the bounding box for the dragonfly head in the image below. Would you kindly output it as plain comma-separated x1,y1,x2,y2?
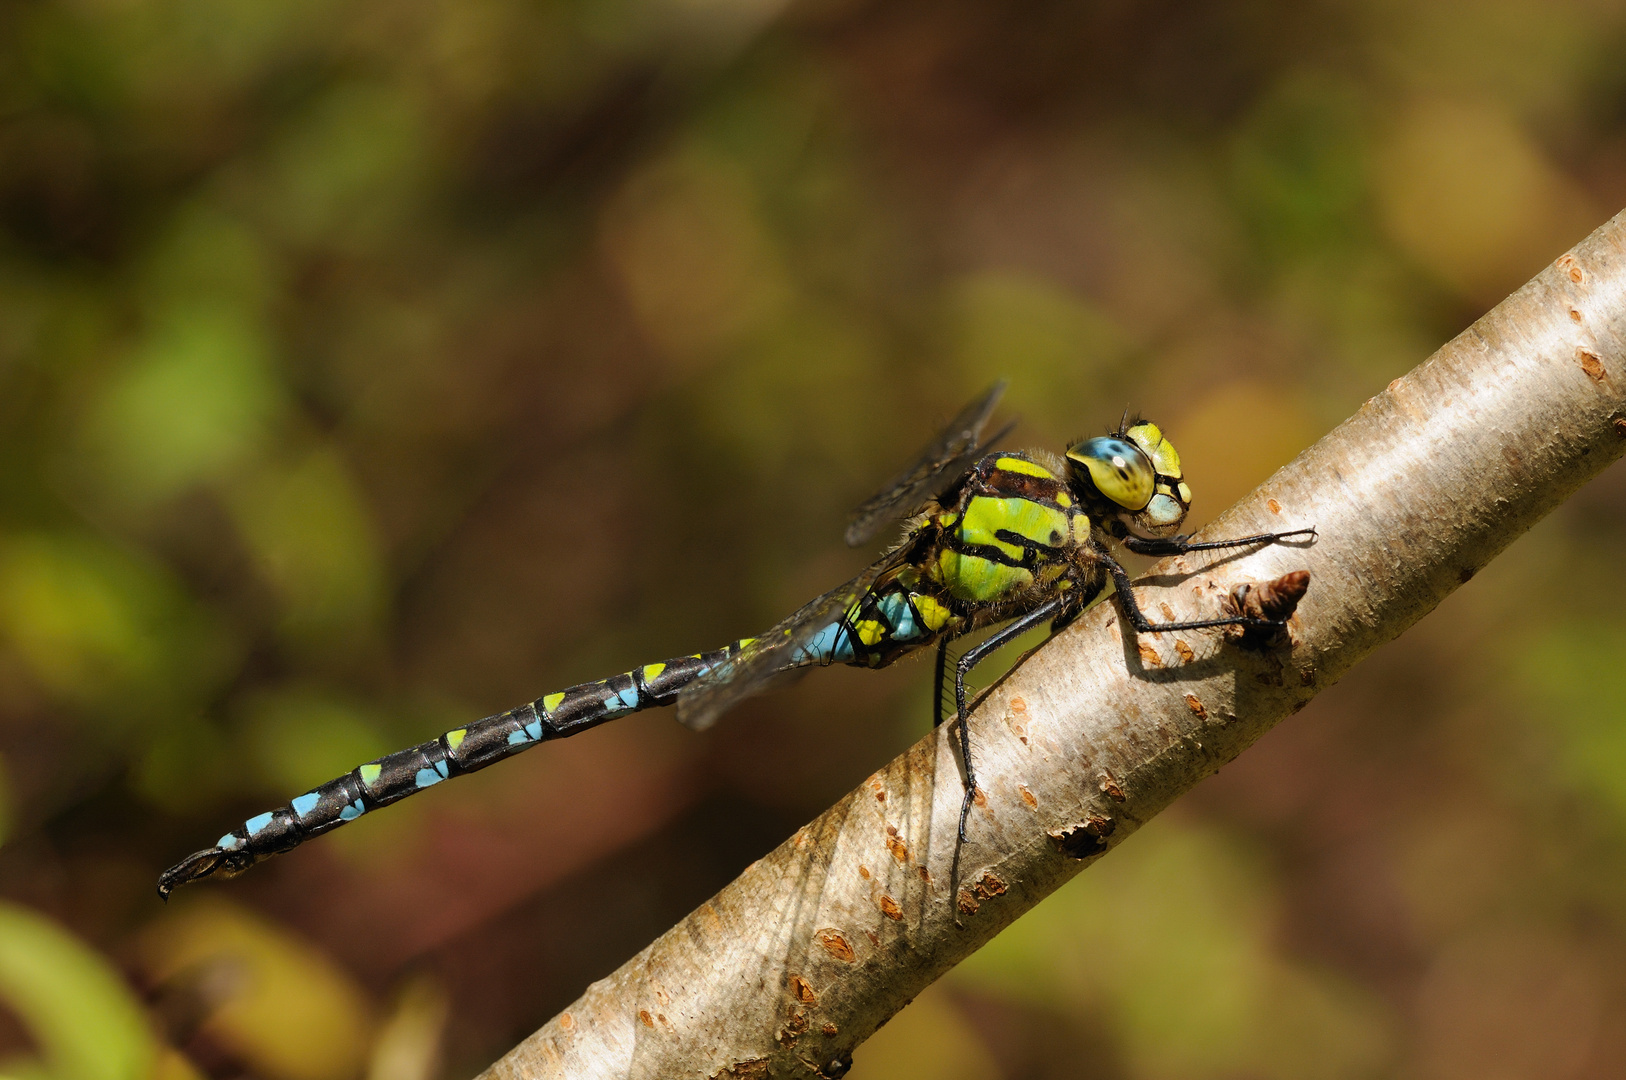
1066,420,1192,537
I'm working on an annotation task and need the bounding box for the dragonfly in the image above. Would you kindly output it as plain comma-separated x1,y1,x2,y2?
157,382,1313,898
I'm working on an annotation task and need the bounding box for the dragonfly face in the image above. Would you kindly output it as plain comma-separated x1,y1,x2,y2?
1067,421,1194,539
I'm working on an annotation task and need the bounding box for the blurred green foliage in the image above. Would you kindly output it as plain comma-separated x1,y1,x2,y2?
0,902,154,1080
955,818,1391,1080
1515,623,1626,822
2,0,1626,1076
137,900,372,1080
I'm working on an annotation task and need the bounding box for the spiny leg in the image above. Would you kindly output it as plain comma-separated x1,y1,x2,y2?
945,597,1069,917
950,597,1070,843
1121,526,1315,558
933,637,950,728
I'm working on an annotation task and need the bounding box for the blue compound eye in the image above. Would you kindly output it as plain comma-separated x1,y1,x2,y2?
1066,437,1155,510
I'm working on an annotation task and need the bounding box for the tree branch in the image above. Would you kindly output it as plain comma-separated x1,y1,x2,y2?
480,209,1626,1080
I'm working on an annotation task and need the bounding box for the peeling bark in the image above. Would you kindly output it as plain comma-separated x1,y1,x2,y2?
481,210,1626,1079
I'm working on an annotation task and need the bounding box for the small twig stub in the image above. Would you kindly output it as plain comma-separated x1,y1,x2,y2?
1223,570,1310,649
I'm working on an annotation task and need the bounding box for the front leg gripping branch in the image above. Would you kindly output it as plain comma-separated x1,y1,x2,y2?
1102,526,1316,636
1121,526,1317,558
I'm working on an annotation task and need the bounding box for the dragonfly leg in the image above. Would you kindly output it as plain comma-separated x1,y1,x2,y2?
1047,579,1103,634
1097,546,1283,634
1121,526,1315,557
951,597,1071,844
933,638,950,728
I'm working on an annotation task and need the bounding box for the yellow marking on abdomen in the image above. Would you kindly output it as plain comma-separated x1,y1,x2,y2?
445,729,467,751
913,594,952,632
542,692,565,714
642,663,666,683
855,619,886,647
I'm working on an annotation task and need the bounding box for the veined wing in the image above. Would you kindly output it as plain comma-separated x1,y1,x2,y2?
844,380,1012,547
674,549,905,733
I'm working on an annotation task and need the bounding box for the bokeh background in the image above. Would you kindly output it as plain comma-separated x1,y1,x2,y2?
3,0,1626,1077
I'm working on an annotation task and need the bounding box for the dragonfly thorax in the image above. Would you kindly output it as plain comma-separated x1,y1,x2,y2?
923,451,1095,608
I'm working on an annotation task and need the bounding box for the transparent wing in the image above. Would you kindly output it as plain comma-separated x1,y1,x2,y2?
844,380,1012,547
675,549,905,732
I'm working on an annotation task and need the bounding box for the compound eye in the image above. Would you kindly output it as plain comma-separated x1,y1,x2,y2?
1067,437,1155,510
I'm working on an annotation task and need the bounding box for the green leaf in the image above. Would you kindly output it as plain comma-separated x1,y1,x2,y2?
0,902,155,1080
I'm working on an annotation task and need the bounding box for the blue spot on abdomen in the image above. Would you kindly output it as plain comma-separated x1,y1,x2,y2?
507,718,544,745
879,593,920,640
601,683,640,717
800,621,855,664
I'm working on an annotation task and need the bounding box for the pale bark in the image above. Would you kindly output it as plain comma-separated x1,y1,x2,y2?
481,210,1626,1080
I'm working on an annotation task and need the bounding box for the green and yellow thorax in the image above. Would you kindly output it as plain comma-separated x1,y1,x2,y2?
923,452,1094,606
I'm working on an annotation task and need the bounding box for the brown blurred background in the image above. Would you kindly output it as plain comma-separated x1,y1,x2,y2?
3,0,1626,1077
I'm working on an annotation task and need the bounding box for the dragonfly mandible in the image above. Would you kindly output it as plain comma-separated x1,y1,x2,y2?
157,382,1313,897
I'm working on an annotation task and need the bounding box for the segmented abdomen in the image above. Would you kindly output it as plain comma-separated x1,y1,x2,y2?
160,574,968,895
827,578,960,668
158,646,746,894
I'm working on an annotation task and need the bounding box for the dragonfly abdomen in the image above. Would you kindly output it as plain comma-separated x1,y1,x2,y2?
795,572,963,672
157,644,742,896
158,579,971,897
